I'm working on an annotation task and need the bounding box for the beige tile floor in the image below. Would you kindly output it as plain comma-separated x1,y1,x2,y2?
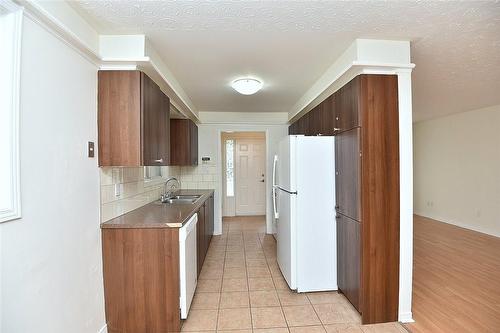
182,216,408,333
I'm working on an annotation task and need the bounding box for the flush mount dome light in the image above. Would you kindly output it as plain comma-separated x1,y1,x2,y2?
231,78,263,95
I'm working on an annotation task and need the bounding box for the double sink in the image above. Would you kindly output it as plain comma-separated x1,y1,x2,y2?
161,194,201,205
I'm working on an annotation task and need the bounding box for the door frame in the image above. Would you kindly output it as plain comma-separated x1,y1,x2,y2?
218,130,272,233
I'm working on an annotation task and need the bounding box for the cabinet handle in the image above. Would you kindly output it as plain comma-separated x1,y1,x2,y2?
154,158,164,163
333,128,341,132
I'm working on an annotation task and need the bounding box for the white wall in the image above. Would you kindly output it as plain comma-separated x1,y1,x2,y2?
0,16,105,333
197,122,288,234
414,104,500,237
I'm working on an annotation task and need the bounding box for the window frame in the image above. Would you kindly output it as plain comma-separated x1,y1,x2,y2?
0,1,23,223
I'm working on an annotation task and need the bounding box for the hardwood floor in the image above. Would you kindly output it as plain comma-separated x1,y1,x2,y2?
405,215,500,333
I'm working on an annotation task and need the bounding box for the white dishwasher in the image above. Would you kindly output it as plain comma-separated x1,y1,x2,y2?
179,213,198,319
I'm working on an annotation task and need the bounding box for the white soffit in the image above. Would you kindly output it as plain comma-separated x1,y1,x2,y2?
99,35,198,121
290,39,414,122
18,0,199,121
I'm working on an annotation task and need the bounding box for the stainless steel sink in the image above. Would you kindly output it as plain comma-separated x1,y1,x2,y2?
161,194,201,204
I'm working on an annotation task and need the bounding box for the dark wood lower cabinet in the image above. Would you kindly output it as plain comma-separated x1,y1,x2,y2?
197,194,215,276
197,202,206,277
337,214,361,311
102,228,181,333
102,193,215,333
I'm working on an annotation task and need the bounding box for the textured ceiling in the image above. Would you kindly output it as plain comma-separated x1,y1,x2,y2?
72,0,500,121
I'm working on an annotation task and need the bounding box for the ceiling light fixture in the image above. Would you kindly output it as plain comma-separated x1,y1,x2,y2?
231,78,263,95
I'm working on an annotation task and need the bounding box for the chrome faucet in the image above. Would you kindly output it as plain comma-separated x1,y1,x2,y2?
161,177,181,202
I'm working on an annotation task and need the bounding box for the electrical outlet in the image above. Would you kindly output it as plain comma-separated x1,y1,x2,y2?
114,183,121,197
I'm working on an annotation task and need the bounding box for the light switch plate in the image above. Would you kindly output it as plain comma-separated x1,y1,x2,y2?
88,141,95,158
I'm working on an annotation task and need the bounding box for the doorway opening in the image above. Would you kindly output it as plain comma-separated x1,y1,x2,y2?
221,131,266,218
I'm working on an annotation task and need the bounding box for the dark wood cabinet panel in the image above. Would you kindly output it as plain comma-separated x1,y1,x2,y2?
170,119,198,166
359,74,400,324
102,228,181,333
196,194,215,276
320,95,336,135
308,105,321,136
98,70,170,167
337,214,361,311
141,73,169,166
98,71,142,166
334,74,399,324
335,76,361,132
298,113,309,135
196,202,206,277
335,128,361,221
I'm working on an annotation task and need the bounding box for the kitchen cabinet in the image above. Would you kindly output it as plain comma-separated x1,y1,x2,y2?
335,74,400,324
98,70,170,166
102,227,181,333
101,191,215,333
196,201,206,277
336,214,361,311
320,95,336,135
335,76,361,132
196,194,214,276
335,128,361,221
170,119,199,166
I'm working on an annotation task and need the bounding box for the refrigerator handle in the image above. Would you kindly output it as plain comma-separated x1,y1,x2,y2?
272,155,279,219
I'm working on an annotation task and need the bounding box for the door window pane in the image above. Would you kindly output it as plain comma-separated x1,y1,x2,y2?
226,140,234,197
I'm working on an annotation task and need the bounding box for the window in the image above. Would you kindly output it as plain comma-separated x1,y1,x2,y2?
225,140,234,197
0,1,22,223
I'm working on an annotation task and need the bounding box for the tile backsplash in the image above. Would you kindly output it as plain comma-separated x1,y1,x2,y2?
99,162,218,222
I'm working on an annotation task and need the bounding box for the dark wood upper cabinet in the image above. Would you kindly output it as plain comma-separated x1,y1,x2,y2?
170,119,198,166
335,76,361,132
319,95,336,135
98,70,170,166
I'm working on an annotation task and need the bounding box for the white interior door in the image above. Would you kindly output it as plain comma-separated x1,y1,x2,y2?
235,138,266,215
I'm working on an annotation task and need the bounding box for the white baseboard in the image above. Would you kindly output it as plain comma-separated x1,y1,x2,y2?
98,324,108,333
398,311,414,323
415,211,500,238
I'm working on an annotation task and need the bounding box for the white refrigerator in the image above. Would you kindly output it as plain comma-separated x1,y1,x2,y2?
272,135,337,292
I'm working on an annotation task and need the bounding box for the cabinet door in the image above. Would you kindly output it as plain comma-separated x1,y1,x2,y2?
190,121,199,165
298,114,308,135
320,95,335,135
335,128,361,221
157,94,170,165
141,73,167,166
335,76,360,132
337,214,361,311
196,205,206,277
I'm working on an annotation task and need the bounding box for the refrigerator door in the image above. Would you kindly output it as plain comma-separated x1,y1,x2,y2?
295,136,337,292
276,136,297,290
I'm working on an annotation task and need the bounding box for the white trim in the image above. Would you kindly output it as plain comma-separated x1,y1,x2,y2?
17,0,100,65
0,0,23,223
98,324,108,333
398,312,415,323
414,211,500,239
